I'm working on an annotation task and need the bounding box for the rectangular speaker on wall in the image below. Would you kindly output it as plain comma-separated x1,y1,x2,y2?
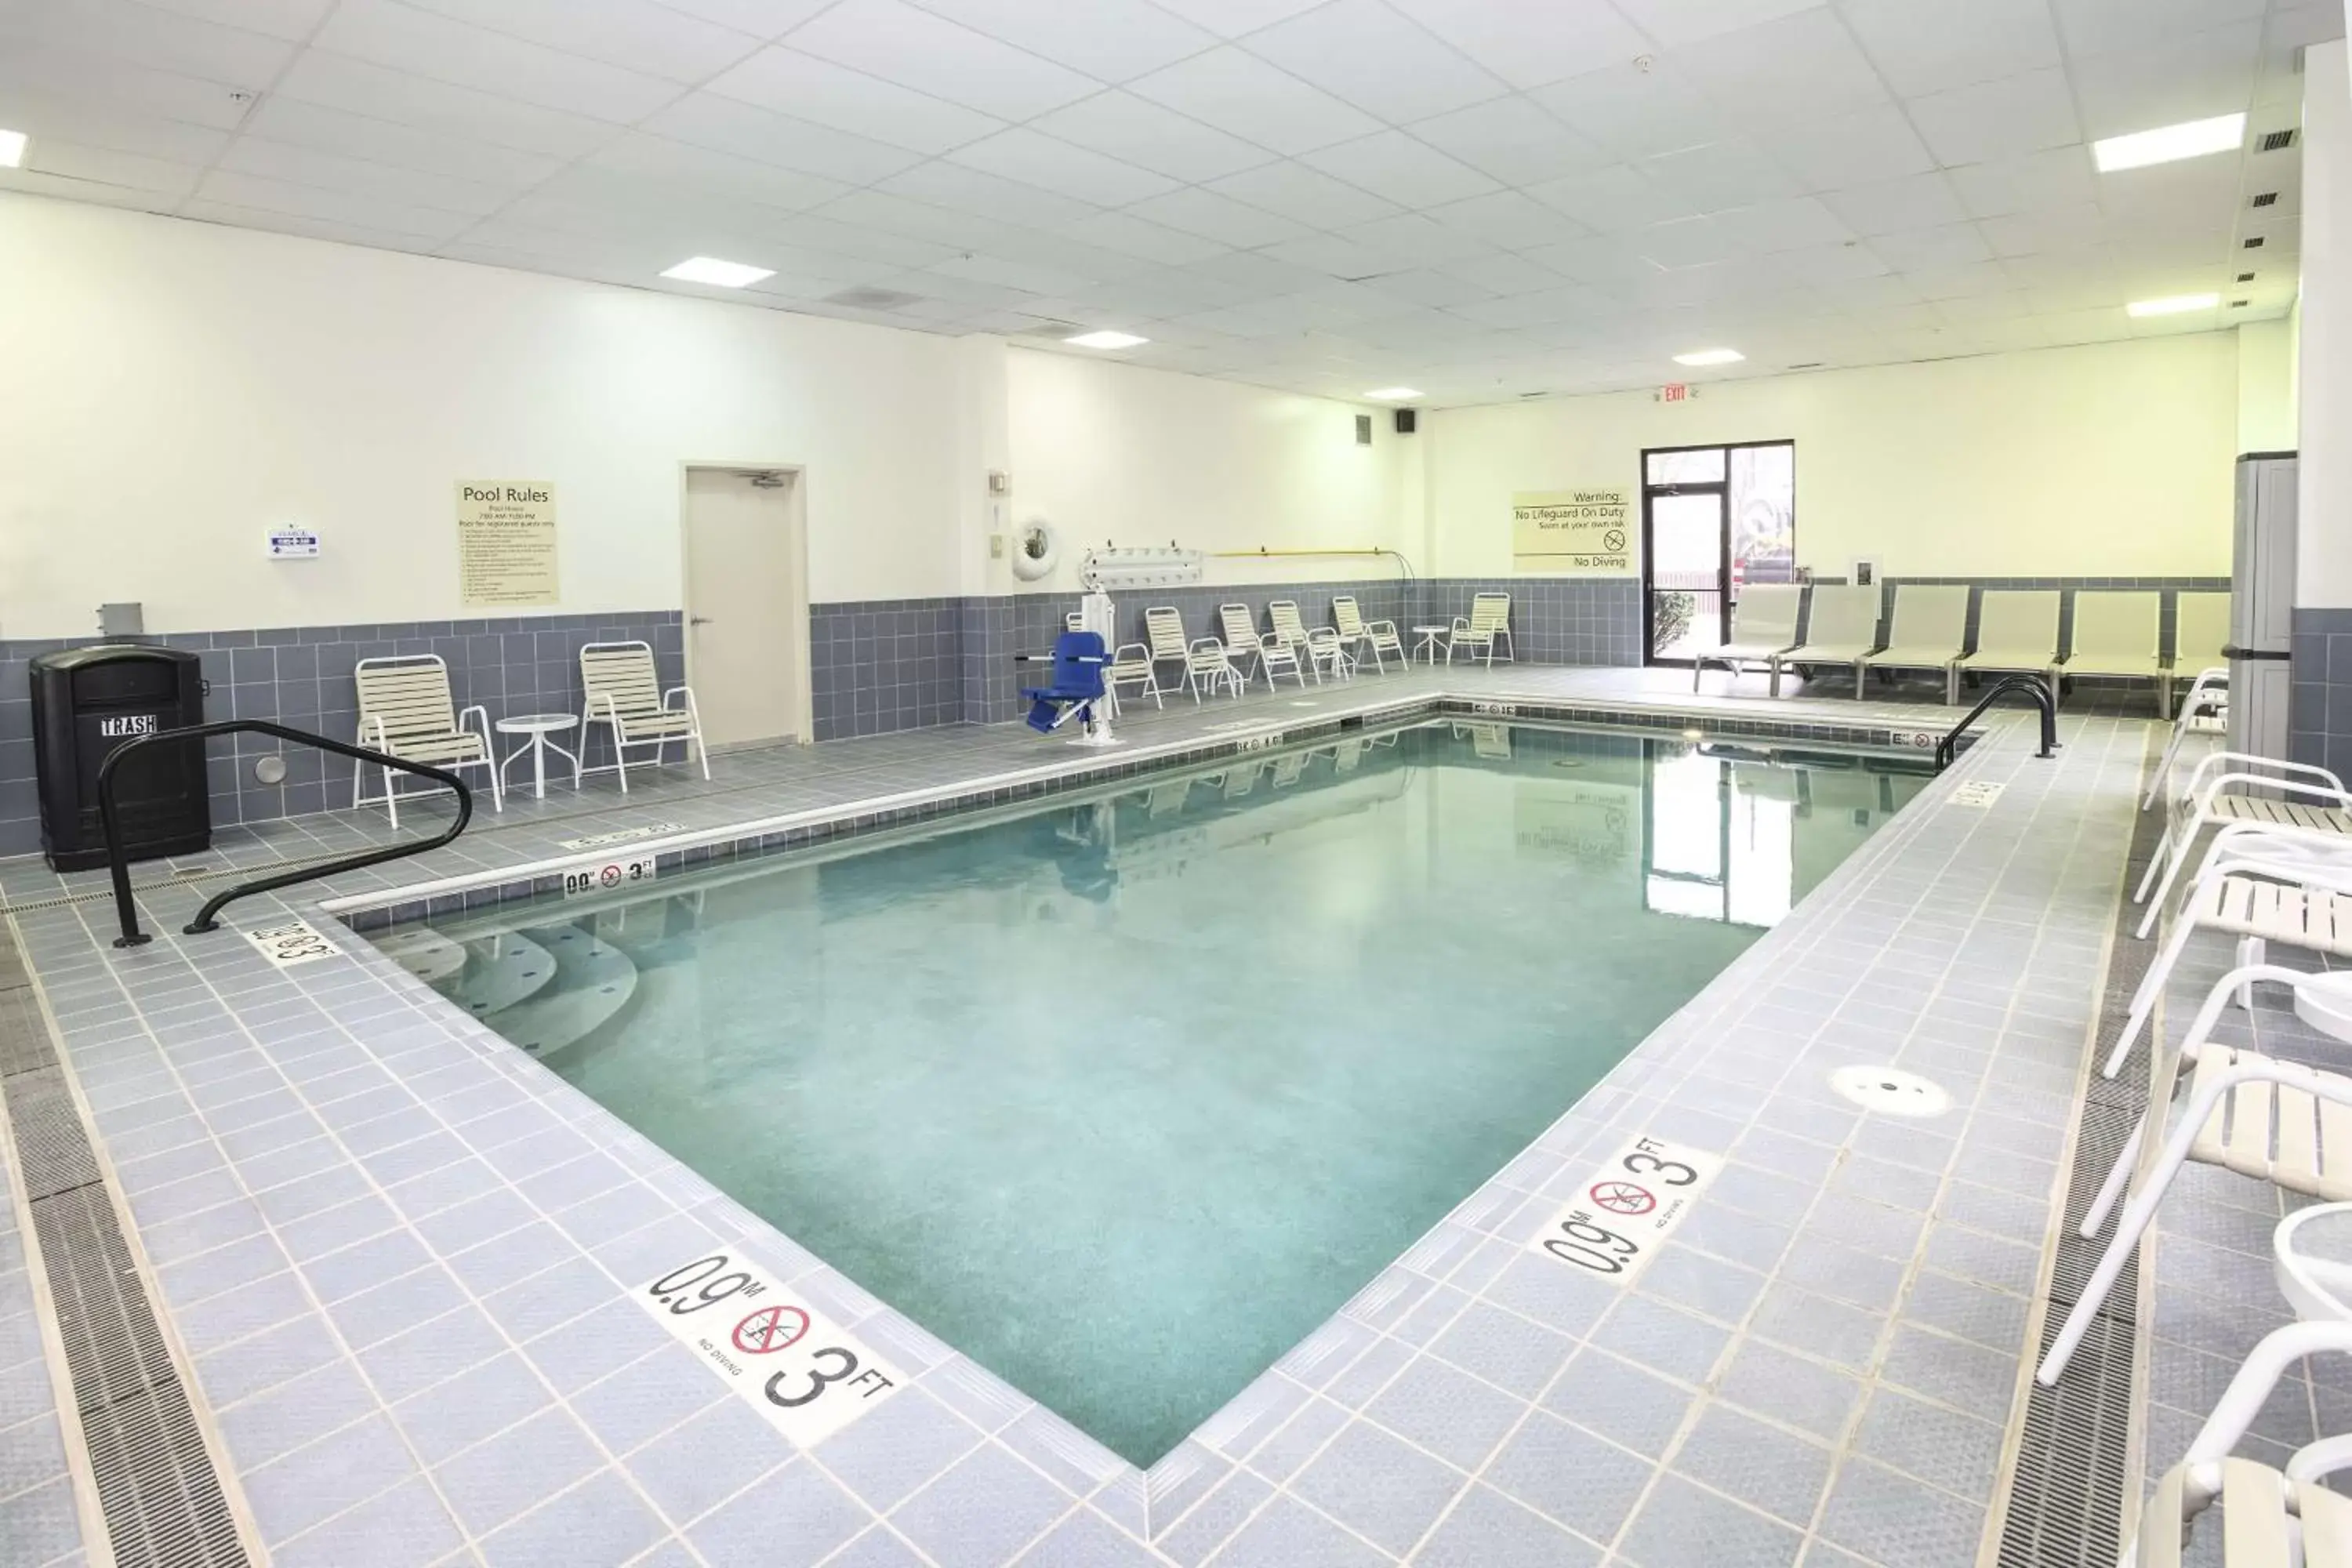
1395,408,1417,434
1355,414,1372,445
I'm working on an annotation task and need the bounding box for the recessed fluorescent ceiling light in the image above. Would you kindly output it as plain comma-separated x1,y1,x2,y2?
2126,293,2221,317
1364,387,1423,399
0,129,24,168
660,256,773,288
1065,330,1149,349
2093,113,2245,172
1672,348,1744,367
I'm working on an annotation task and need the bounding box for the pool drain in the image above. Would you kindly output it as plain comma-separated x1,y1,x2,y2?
1829,1065,1951,1117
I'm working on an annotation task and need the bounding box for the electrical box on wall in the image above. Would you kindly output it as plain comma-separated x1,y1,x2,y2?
1394,408,1417,435
1851,559,1878,587
987,470,1009,495
97,603,143,637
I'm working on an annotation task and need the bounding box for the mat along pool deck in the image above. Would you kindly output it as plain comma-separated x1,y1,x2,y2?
0,665,2223,1568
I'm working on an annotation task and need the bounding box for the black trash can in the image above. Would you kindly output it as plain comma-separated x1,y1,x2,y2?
29,645,209,872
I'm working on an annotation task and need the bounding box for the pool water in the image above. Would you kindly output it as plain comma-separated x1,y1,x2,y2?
380,722,1929,1465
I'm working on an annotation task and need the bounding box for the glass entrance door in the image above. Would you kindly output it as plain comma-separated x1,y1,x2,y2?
1642,441,1795,665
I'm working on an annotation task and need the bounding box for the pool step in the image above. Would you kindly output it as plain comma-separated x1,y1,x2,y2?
441,931,559,1018
479,925,638,1058
376,926,467,985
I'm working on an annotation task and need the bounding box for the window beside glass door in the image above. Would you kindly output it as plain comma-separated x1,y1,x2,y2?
1641,441,1795,664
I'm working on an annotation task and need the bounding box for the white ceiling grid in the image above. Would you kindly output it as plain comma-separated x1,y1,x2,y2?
0,0,2332,404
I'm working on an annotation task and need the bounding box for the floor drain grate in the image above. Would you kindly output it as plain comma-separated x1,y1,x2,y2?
1989,739,2169,1567
0,924,252,1567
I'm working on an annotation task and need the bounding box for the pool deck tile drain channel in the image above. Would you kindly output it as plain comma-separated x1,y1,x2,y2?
0,666,2168,1566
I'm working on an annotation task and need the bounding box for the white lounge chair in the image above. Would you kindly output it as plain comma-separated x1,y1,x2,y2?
1218,604,1265,688
1143,608,1190,695
352,654,503,827
1105,642,1160,713
1184,638,1243,702
2064,591,2165,713
1447,593,1514,666
1691,584,1802,691
1333,597,1403,673
2125,1450,2352,1568
1305,626,1354,682
2134,751,2352,938
2145,668,2229,810
579,641,706,793
1769,585,1880,698
1268,601,1315,680
2045,963,2352,1383
2172,592,2233,713
1860,585,1969,699
1947,590,2060,706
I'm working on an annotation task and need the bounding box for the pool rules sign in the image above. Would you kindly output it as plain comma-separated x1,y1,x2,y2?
456,481,560,608
1512,488,1635,576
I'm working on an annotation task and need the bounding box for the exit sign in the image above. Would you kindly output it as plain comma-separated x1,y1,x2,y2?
1657,383,1693,403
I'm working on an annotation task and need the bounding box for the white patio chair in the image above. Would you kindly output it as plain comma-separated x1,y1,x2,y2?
1143,607,1190,695
1333,597,1403,673
579,641,706,793
2134,752,2352,937
1305,627,1355,682
1218,604,1265,688
2172,591,2233,713
1860,585,1969,699
2145,668,2229,811
1691,584,1802,691
1268,601,1316,680
1947,590,2060,706
1446,593,1514,666
1105,642,1160,713
1769,585,1881,698
2044,964,2352,1383
1255,612,1307,689
352,655,502,827
2125,1450,2352,1568
1184,638,1243,702
2065,591,2165,713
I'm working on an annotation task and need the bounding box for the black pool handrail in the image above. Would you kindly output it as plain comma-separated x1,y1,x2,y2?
97,720,473,948
1936,673,2059,770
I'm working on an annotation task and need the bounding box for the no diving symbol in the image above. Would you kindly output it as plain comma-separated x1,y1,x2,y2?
1601,528,1628,554
599,864,623,889
732,1304,810,1356
1589,1180,1655,1216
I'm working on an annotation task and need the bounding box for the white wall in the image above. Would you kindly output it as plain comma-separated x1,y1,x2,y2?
1004,348,1410,593
0,194,968,639
1425,335,2241,581
2238,317,2299,454
2303,40,2352,607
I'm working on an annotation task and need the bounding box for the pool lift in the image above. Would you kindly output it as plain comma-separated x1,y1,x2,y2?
1023,582,1119,746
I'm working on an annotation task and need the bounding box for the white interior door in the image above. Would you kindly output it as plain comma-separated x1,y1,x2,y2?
683,466,807,749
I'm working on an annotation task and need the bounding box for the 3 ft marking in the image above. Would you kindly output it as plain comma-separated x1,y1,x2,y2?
1234,732,1283,752
564,856,657,898
243,920,339,967
1528,1135,1722,1286
633,1251,901,1447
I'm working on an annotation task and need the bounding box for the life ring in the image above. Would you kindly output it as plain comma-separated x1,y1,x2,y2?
1010,518,1059,581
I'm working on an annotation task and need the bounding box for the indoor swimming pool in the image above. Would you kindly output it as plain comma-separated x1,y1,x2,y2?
372,720,1933,1467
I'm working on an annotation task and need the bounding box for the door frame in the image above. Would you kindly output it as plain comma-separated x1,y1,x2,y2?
1639,439,1797,666
677,460,814,750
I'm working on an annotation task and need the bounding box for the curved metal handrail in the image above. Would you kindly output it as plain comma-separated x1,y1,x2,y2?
97,720,473,948
1936,673,2059,770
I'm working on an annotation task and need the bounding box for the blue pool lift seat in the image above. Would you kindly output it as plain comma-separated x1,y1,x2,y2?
1024,631,1112,735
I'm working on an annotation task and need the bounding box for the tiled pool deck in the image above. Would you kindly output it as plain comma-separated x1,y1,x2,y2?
0,662,2254,1568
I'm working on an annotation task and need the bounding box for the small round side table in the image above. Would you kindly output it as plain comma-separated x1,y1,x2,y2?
497,713,581,800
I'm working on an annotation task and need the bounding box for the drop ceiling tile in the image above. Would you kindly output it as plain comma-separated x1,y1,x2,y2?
924,252,1100,296
949,128,1180,205
1933,285,2034,318
397,0,763,82
704,47,1004,154
1147,0,1330,39
214,136,521,216
1057,210,1234,265
1637,137,1802,211
2068,22,2262,142
1817,172,1969,237
1440,251,1570,296
1028,92,1275,183
1406,96,1607,187
1258,232,1412,278
1127,186,1316,247
1766,239,1891,285
9,0,294,87
1630,215,1733,269
1675,8,1888,129
1532,60,1730,161
1421,191,1589,250
1301,131,1501,209
1710,194,1852,253
1385,0,1649,93
1979,201,2105,256
180,198,454,251
640,92,928,183
1519,234,1659,285
311,0,680,122
0,87,230,165
903,0,1214,81
1127,46,1384,156
644,0,836,34
1906,67,2083,166
579,132,852,211
1208,159,1403,230
1868,222,1994,271
1244,0,1508,122
1947,147,2098,219
270,52,622,159
818,187,1035,250
1762,104,1936,191
879,160,1102,228
20,138,204,197
1337,211,1496,265
1525,164,1697,232
0,40,262,129
786,0,1098,119
1838,0,2061,99
131,0,336,41
193,168,482,239
2049,0,2267,60
1608,0,1824,48
1190,249,1341,297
